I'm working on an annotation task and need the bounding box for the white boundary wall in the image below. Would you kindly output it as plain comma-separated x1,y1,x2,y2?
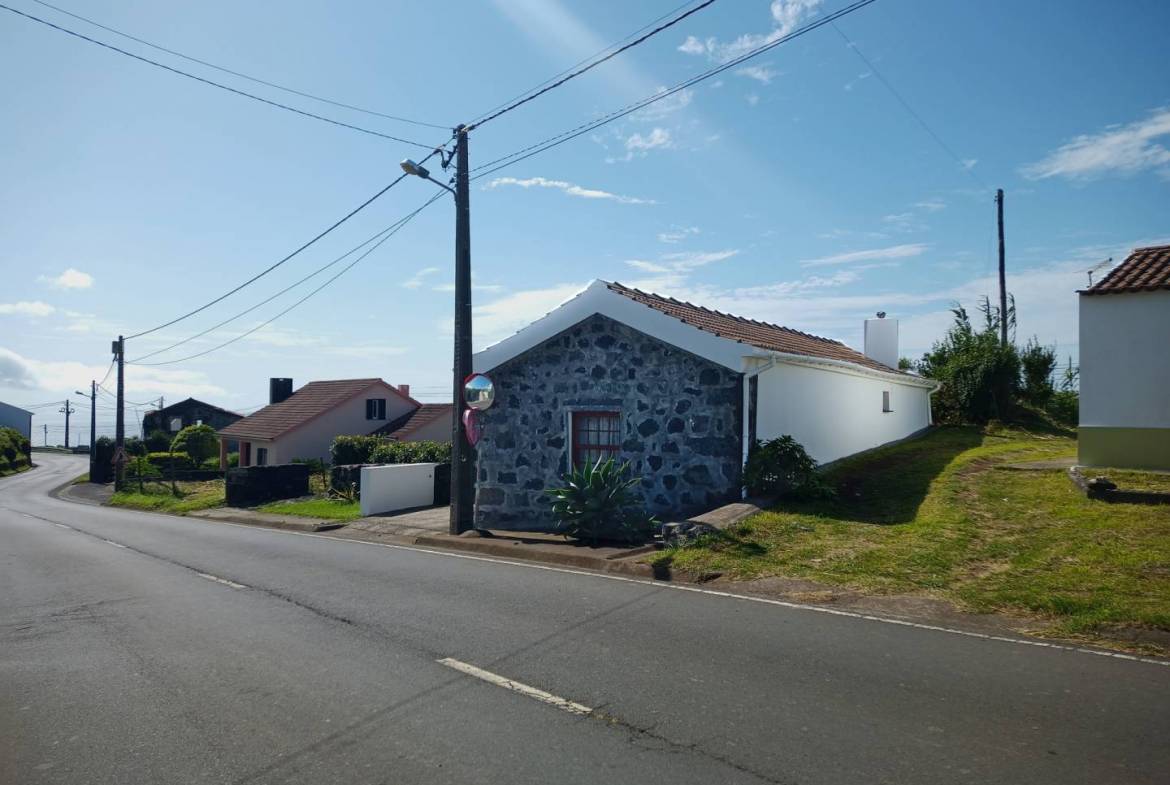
359,463,439,516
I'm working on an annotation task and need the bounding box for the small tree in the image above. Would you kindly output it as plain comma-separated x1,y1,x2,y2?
171,424,217,465
145,429,172,452
1019,336,1057,407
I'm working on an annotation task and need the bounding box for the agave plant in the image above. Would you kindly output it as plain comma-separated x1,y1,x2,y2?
549,457,655,545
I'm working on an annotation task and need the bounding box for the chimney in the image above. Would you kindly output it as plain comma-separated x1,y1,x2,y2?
269,377,293,405
397,383,411,398
863,312,899,369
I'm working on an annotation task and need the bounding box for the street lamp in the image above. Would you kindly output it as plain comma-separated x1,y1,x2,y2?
400,127,475,535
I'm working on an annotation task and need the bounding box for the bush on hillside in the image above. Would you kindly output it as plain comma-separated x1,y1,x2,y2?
744,435,835,499
170,424,217,464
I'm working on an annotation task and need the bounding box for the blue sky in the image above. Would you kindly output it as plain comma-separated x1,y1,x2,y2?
2,0,1168,442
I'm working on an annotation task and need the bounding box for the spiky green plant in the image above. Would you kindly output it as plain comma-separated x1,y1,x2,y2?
549,457,656,545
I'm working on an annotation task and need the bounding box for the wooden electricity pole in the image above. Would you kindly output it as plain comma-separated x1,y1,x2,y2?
450,124,474,536
996,188,1008,346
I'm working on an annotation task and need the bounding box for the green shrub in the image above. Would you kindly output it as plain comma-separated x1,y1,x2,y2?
170,424,217,464
124,436,147,457
1019,336,1057,407
368,440,450,465
226,451,239,468
145,429,172,452
129,455,162,478
744,435,835,499
146,451,194,470
1047,390,1079,425
331,435,385,465
549,458,656,545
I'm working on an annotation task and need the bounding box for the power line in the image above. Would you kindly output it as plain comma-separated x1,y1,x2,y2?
0,2,436,148
468,0,719,130
25,0,448,131
829,21,987,190
127,216,418,363
471,0,879,181
469,0,701,126
132,190,447,367
123,144,447,341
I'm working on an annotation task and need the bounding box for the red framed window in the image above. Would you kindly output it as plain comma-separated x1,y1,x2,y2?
571,411,621,468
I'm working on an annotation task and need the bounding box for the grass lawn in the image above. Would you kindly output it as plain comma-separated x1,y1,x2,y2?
656,425,1170,648
258,497,361,521
1091,468,1170,494
109,479,225,514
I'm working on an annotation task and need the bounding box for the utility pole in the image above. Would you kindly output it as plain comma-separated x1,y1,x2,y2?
77,382,96,477
114,336,126,490
59,399,75,448
43,423,48,447
996,188,1008,347
450,124,474,536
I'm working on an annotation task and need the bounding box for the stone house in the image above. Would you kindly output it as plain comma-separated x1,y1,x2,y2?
141,398,242,439
1078,244,1170,469
471,280,939,530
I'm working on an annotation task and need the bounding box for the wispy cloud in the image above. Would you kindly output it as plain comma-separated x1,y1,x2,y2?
622,249,739,290
485,176,655,204
0,301,55,317
678,0,822,62
631,87,694,121
736,64,779,84
657,226,700,244
39,268,93,289
1022,107,1170,180
625,128,672,153
800,243,928,267
745,93,760,107
914,199,946,212
402,267,440,289
469,282,589,348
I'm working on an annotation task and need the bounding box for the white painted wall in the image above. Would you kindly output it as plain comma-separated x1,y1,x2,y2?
266,382,416,464
863,317,899,369
755,361,933,464
1079,290,1170,428
359,463,438,516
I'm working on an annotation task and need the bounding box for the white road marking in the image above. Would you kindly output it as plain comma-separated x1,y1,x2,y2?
438,657,593,716
54,523,71,529
40,502,1170,669
196,573,247,590
102,539,127,549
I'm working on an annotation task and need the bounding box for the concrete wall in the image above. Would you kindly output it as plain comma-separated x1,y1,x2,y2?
475,314,743,530
0,401,32,440
266,384,415,464
359,463,438,516
1079,290,1170,468
755,361,933,465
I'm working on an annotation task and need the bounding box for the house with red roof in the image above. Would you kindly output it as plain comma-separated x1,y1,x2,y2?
1078,244,1170,470
216,378,451,468
470,279,940,530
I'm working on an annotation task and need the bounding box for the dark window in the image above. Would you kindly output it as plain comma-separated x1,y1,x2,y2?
572,411,621,468
366,398,387,420
882,391,892,413
256,447,268,466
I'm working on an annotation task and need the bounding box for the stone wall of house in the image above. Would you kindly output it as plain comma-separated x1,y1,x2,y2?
475,314,743,530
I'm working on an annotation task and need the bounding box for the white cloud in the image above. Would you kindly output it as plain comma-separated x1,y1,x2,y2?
678,0,822,63
621,249,739,290
736,64,779,84
631,87,694,121
39,268,93,289
485,176,655,204
0,301,55,317
471,283,590,349
657,226,700,244
625,128,673,153
0,346,225,399
402,267,440,289
800,243,928,267
1022,107,1170,180
914,199,946,212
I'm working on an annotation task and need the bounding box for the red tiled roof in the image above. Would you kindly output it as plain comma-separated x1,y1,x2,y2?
373,403,453,440
218,379,391,441
1082,244,1170,295
607,281,903,374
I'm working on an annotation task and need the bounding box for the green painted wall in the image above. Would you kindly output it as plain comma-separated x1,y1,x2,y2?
1078,427,1170,470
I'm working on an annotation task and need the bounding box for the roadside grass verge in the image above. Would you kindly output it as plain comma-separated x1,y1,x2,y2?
109,480,225,514
257,497,361,521
655,425,1170,647
1091,468,1170,494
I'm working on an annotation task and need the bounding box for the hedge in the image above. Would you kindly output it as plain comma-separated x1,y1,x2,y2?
146,451,194,470
331,434,451,466
0,426,31,474
331,435,385,465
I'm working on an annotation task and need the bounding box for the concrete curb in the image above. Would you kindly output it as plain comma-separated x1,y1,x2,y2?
410,534,658,578
187,509,346,533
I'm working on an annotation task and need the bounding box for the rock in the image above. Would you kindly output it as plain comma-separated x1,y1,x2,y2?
660,521,718,548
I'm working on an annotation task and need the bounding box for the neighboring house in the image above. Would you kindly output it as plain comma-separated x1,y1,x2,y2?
373,403,453,442
215,378,422,467
471,280,938,530
0,400,33,440
142,398,242,438
1078,244,1170,470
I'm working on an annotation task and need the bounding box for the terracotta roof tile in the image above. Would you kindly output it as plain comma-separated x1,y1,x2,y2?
218,379,388,441
373,403,453,440
1082,244,1170,295
607,281,903,374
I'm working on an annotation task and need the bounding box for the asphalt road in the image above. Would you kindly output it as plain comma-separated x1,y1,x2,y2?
3,454,1168,785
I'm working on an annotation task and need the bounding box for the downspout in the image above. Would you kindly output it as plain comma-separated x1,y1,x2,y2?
740,356,776,498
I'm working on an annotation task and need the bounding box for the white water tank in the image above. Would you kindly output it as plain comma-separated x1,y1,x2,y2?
864,313,899,369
